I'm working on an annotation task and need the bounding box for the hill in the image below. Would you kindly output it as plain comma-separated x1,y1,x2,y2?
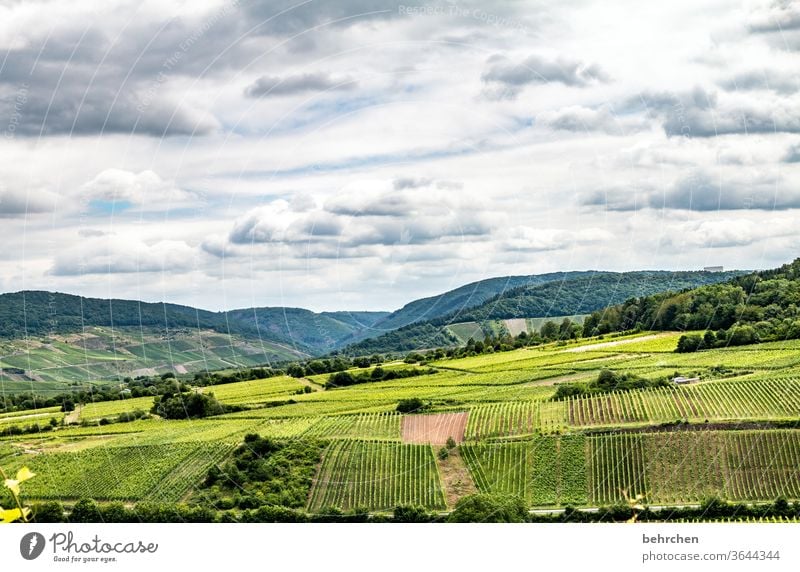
0,291,388,358
340,270,746,354
373,271,595,330
583,258,800,345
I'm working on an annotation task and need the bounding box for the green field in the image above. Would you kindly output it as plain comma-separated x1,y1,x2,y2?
307,440,446,512
4,331,800,518
0,326,307,388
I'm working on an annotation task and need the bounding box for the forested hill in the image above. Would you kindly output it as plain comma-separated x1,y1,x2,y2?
0,291,388,355
372,271,594,330
339,269,746,354
582,259,800,345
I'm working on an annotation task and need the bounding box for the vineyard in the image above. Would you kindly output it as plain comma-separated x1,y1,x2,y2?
10,442,234,502
589,430,800,505
307,440,446,512
3,330,800,517
461,436,587,506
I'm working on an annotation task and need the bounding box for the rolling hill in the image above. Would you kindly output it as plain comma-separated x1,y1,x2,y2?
340,270,746,354
0,268,746,385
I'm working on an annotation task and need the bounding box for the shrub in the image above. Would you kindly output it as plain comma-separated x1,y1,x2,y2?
448,494,528,523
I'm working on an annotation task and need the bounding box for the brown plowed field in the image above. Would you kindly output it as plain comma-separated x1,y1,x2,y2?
401,412,468,444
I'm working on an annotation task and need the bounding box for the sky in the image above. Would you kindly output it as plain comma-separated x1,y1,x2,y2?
0,0,799,312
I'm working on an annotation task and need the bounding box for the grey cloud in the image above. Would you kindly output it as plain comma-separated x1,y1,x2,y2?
537,106,645,135
481,53,609,99
325,193,416,217
748,2,800,33
244,72,356,97
628,88,800,138
343,215,492,247
783,143,800,162
719,70,800,94
0,5,244,137
393,177,432,190
0,188,55,217
582,171,800,212
241,0,404,35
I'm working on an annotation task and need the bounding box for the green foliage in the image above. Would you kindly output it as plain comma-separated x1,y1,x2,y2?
151,392,237,419
0,465,35,523
553,369,668,400
392,505,435,522
327,367,436,388
396,398,428,413
199,434,324,510
345,271,742,354
447,493,528,523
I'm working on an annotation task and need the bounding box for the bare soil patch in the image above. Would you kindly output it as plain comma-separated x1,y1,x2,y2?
401,412,468,444
436,448,478,508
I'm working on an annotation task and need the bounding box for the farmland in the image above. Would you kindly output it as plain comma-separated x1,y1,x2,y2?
2,329,800,519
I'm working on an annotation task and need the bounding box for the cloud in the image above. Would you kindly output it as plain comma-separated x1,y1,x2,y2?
748,2,800,33
582,170,800,211
631,87,800,137
393,177,432,190
481,53,609,99
501,226,614,252
81,169,198,210
783,142,800,162
77,229,111,237
719,69,800,94
228,201,297,244
244,72,357,97
241,0,404,35
325,189,422,217
536,105,646,134
0,186,55,217
51,237,197,275
661,218,799,249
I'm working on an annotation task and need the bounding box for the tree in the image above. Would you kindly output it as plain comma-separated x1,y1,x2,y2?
676,334,703,353
540,321,558,340
327,371,355,388
393,505,433,523
151,392,227,419
448,494,528,523
32,501,66,523
286,364,305,378
396,398,426,414
60,398,75,413
70,499,102,523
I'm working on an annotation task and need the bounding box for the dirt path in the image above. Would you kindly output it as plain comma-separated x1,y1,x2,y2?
436,448,478,508
64,404,82,425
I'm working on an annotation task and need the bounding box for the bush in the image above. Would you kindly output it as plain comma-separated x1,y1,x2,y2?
393,505,434,523
151,391,233,419
676,334,703,353
448,494,528,523
396,398,427,414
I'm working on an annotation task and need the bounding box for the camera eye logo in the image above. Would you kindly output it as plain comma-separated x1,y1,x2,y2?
20,532,46,560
